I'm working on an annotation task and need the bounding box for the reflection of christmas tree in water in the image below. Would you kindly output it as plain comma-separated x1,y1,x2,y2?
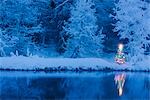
114,73,126,96
115,44,126,64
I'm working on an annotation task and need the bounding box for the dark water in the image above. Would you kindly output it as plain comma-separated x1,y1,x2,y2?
0,71,149,100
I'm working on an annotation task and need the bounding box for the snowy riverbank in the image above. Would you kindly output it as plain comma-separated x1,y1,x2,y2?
0,56,150,72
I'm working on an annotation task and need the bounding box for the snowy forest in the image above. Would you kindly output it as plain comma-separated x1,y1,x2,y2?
0,0,150,64
0,0,150,99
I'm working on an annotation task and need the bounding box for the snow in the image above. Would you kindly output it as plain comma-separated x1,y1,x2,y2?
0,56,149,72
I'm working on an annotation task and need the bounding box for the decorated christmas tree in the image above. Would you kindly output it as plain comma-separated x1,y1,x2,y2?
115,44,126,64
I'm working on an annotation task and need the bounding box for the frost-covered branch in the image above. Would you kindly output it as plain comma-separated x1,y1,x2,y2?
55,0,69,10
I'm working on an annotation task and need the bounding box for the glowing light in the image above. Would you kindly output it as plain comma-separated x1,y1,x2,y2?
118,44,124,51
119,88,123,96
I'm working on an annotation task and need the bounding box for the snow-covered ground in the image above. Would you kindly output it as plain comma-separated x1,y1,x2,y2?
0,56,149,72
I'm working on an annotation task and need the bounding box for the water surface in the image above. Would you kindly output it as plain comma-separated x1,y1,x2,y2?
0,71,149,99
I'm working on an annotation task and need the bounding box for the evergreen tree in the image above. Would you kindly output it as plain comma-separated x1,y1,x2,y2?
63,0,105,57
0,0,43,56
0,28,18,56
112,0,150,64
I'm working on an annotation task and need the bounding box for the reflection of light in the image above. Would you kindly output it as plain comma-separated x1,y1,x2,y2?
118,44,124,51
114,73,126,96
119,87,123,96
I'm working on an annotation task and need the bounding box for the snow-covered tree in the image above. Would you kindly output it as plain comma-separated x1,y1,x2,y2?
0,0,43,56
0,29,6,56
63,0,105,57
0,28,18,56
112,0,150,64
